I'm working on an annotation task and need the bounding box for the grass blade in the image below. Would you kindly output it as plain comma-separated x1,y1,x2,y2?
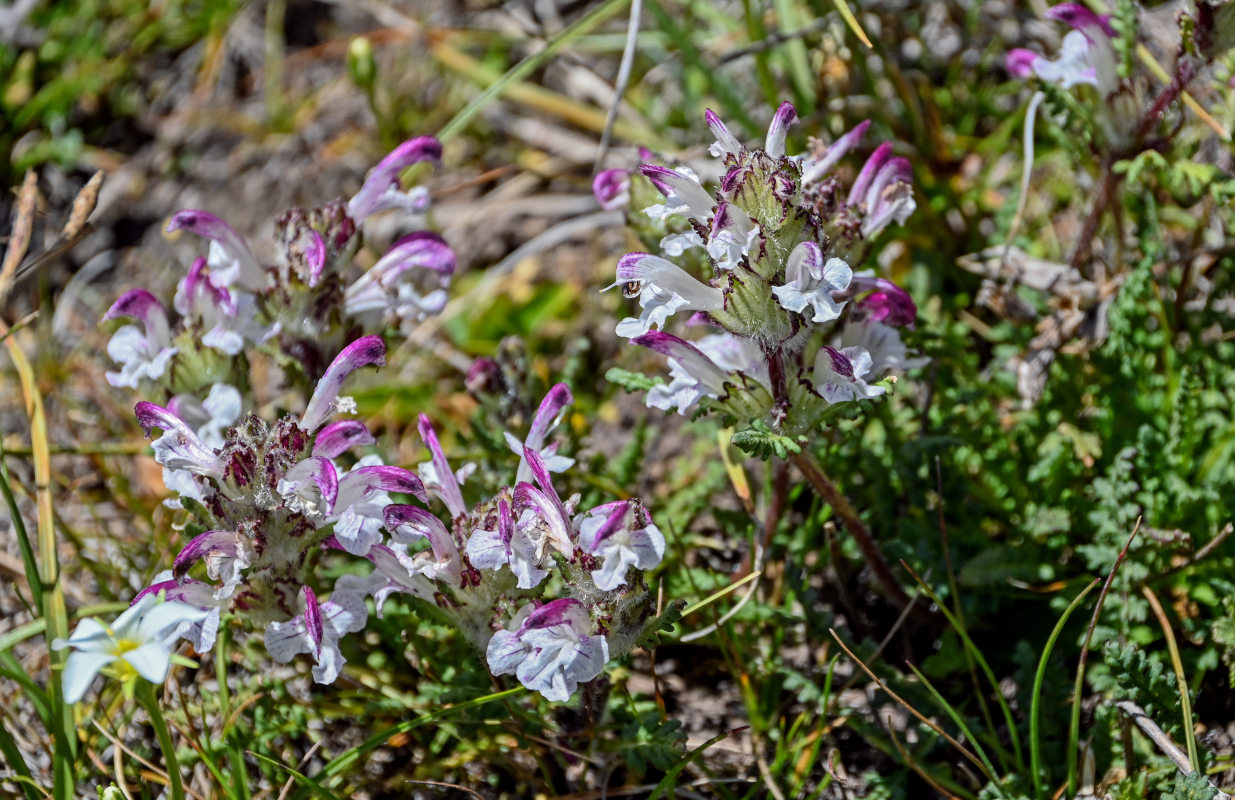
3,330,76,795
436,0,630,143
904,662,1008,799
902,561,1026,772
0,437,40,611
1068,521,1140,796
1142,585,1199,774
0,707,41,800
1029,577,1100,800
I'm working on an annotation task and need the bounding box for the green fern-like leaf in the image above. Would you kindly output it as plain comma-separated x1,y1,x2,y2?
634,599,686,649
1103,641,1182,735
731,420,802,460
1162,770,1219,800
620,712,686,774
605,367,664,393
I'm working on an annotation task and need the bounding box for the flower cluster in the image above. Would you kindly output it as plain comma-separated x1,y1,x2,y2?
124,338,664,701
102,137,455,417
604,102,925,437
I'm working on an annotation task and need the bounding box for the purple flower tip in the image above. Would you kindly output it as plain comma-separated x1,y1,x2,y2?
1006,49,1039,78
104,289,165,323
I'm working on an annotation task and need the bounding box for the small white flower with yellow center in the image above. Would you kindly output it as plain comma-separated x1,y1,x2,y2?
52,594,206,703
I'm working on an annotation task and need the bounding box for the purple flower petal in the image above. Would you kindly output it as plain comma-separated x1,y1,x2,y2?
705,109,743,157
631,331,730,395
764,101,797,157
1045,3,1115,37
104,289,169,328
312,420,377,459
335,465,428,511
848,142,894,207
347,137,442,222
1006,49,1040,78
300,336,386,432
303,587,324,657
280,456,339,515
637,165,715,221
173,529,241,577
166,210,262,289
305,230,326,288
802,119,871,185
417,414,467,518
135,401,224,477
592,168,631,210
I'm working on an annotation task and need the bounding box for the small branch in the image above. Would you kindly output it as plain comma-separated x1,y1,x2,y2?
1068,164,1120,275
1148,521,1233,585
790,450,918,614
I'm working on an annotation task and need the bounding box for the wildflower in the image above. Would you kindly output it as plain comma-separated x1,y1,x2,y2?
343,233,456,329
347,540,437,615
345,136,441,223
174,257,264,356
633,331,734,414
263,584,370,684
299,335,387,432
850,275,918,328
505,383,575,485
103,290,178,389
383,504,462,585
1007,31,1099,89
134,571,226,652
135,401,226,478
812,346,885,404
800,120,871,186
166,209,264,291
639,165,714,222
327,460,427,555
416,414,470,519
53,594,207,703
579,501,665,591
593,168,631,210
167,383,243,450
608,252,724,339
771,242,852,323
839,319,929,377
172,529,253,599
486,599,609,702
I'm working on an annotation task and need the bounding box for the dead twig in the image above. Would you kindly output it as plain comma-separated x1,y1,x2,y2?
1115,700,1230,799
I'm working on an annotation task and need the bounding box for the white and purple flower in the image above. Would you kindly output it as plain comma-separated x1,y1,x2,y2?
772,242,852,323
812,345,886,404
580,500,665,591
504,383,575,485
103,289,178,389
486,598,609,702
608,252,723,339
263,584,370,684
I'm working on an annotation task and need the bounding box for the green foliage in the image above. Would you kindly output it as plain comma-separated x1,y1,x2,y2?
617,712,687,774
1162,771,1220,800
731,419,803,460
0,0,241,181
1102,641,1181,735
605,366,664,393
633,599,686,649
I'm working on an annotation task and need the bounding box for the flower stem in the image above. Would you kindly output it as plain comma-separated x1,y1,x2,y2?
137,681,184,800
789,450,917,614
216,622,251,799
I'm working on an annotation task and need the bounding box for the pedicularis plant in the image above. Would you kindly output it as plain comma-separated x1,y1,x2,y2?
75,135,672,711
602,101,926,609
